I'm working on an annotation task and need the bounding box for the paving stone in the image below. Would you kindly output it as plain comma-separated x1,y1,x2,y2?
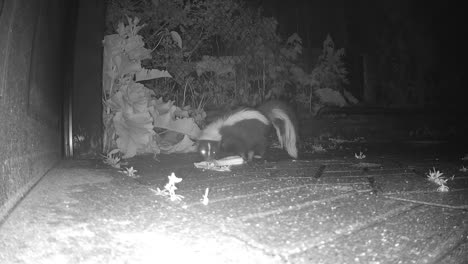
385,189,468,209
288,204,468,264
188,184,357,218
199,193,415,254
1,145,468,263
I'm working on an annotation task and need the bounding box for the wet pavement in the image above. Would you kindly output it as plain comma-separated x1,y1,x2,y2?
0,143,467,264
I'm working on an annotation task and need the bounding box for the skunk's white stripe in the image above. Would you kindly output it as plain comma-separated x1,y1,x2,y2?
198,109,270,141
224,109,270,127
271,108,298,158
272,122,283,148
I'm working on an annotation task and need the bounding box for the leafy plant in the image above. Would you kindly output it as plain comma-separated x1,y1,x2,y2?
120,167,139,178
102,149,122,168
106,1,349,113
150,172,184,202
354,151,366,159
107,0,298,107
313,34,348,91
426,167,451,192
103,17,201,158
294,34,349,112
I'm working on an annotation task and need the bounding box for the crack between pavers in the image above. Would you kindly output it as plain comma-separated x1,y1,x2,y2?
269,179,371,188
309,160,355,165
146,174,254,186
284,203,422,258
384,188,468,195
185,182,344,207
338,172,416,178
223,183,357,208
215,226,289,263
263,165,327,170
429,228,468,264
183,178,270,193
324,168,408,173
384,195,468,210
157,197,288,263
238,191,361,221
168,191,372,261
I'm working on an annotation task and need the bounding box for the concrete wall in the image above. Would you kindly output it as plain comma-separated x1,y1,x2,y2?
71,0,105,157
0,0,75,221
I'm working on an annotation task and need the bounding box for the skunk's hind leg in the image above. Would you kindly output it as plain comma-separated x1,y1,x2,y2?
242,137,267,162
252,137,267,161
246,150,255,162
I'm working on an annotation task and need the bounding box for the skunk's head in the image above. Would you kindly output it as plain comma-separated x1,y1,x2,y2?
197,115,223,161
197,140,220,161
197,108,269,161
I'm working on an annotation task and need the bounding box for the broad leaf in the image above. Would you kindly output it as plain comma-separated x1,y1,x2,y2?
114,111,155,158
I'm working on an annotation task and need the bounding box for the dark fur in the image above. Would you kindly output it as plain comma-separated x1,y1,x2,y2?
218,117,270,161
198,100,298,161
198,109,269,161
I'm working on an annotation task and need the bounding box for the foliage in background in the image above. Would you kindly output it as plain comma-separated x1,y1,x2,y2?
106,0,351,112
292,34,350,112
102,17,201,158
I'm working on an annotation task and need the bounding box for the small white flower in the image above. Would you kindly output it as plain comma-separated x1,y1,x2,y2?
427,167,452,192
355,151,366,159
149,173,184,202
437,184,449,192
159,172,184,202
427,167,444,183
167,172,183,184
121,167,139,178
102,149,121,169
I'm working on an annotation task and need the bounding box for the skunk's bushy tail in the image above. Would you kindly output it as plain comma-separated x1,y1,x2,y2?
258,100,298,159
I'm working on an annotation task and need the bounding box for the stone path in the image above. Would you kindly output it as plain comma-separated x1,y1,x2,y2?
0,148,467,264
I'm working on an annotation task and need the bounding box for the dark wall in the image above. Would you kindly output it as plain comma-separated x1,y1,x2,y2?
71,0,105,157
0,0,76,220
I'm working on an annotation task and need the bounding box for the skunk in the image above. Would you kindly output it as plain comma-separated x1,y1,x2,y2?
197,100,298,161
